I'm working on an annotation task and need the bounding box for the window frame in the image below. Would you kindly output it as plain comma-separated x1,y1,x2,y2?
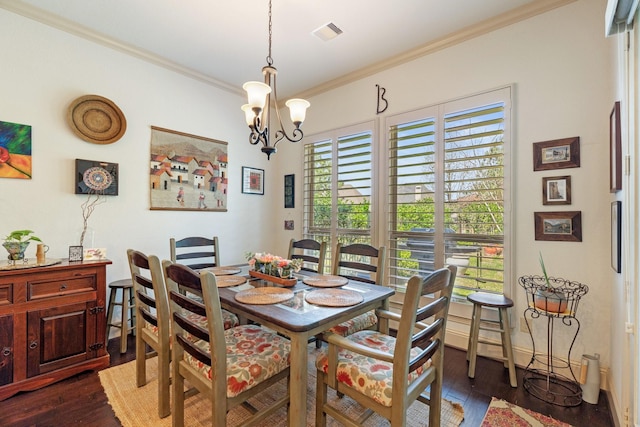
380,86,513,304
302,121,379,270
302,86,513,311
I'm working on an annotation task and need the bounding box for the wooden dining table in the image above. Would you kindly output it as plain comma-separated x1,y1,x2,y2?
214,266,395,427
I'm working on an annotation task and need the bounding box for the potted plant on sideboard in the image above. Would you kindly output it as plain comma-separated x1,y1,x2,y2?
2,229,42,261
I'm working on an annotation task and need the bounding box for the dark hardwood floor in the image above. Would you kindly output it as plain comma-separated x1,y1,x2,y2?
0,336,614,426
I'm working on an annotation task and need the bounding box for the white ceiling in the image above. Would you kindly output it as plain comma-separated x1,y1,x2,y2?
1,0,574,99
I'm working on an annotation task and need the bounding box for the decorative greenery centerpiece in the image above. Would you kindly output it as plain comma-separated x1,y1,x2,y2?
245,252,303,279
3,229,42,261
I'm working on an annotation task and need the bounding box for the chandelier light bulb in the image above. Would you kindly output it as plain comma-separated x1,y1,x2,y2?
285,99,310,126
243,81,271,110
241,104,256,127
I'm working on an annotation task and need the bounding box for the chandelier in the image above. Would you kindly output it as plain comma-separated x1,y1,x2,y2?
241,0,310,160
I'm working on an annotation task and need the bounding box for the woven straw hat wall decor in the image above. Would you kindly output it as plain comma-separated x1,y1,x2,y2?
67,95,127,144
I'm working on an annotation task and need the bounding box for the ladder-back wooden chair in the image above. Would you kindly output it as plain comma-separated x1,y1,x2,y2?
163,261,291,427
287,238,327,273
325,243,387,337
127,249,172,418
170,236,220,270
288,237,329,348
316,266,456,427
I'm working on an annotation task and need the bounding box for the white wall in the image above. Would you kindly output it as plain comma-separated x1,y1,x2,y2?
274,0,617,392
0,8,280,284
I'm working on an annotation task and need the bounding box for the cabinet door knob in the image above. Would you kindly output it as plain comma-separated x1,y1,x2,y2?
29,341,38,350
2,347,11,357
60,284,68,290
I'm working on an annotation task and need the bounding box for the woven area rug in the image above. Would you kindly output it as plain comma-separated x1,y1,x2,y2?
99,349,464,426
481,397,573,427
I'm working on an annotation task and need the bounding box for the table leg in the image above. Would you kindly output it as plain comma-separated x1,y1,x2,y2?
289,334,308,427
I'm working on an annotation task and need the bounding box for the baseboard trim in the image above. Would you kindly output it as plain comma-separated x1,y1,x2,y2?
444,328,608,391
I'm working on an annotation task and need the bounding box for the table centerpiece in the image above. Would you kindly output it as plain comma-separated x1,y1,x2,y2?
245,252,303,287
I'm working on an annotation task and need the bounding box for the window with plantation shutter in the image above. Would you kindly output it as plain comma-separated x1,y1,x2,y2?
386,87,511,298
303,122,375,273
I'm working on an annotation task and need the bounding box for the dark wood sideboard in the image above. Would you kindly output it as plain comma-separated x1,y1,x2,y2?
0,259,112,400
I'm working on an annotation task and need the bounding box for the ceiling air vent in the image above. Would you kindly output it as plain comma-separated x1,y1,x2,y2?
312,22,343,41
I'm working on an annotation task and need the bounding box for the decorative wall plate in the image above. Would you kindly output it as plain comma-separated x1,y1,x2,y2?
75,158,119,195
67,95,126,144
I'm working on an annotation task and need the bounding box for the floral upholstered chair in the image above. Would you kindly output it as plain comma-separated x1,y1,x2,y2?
315,266,456,427
323,243,387,338
163,261,291,427
127,250,238,419
127,249,173,418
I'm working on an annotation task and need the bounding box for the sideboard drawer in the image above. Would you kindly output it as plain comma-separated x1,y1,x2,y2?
28,275,96,300
0,284,12,306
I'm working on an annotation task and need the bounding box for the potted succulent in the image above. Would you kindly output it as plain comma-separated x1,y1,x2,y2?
534,252,568,313
3,229,42,261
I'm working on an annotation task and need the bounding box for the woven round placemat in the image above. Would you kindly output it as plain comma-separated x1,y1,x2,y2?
235,287,294,305
305,289,363,307
204,266,242,276
216,276,247,288
302,275,348,288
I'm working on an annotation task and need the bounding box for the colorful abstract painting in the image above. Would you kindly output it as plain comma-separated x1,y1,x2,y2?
0,120,32,179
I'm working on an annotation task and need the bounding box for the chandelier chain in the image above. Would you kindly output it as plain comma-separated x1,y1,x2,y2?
242,0,309,159
266,0,273,66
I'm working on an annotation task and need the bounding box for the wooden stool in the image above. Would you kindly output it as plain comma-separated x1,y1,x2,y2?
105,279,135,354
467,292,517,387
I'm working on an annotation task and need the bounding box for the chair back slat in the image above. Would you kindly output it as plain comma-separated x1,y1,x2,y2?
164,260,226,369
409,337,440,373
139,309,158,328
339,243,380,258
134,275,154,291
137,292,156,309
130,250,150,268
288,238,327,273
338,260,377,273
127,249,169,333
175,334,212,366
169,290,207,317
174,236,215,248
416,297,448,324
332,243,386,285
176,251,215,261
170,236,220,269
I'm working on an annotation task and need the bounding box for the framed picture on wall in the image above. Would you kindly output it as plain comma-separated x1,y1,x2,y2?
611,201,621,273
149,126,228,212
242,166,264,195
75,159,119,195
533,137,580,171
284,174,295,208
534,211,582,242
542,176,571,205
610,101,622,192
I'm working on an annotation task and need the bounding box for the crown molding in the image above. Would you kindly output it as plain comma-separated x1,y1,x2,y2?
1,0,576,99
0,0,243,96
295,0,578,100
